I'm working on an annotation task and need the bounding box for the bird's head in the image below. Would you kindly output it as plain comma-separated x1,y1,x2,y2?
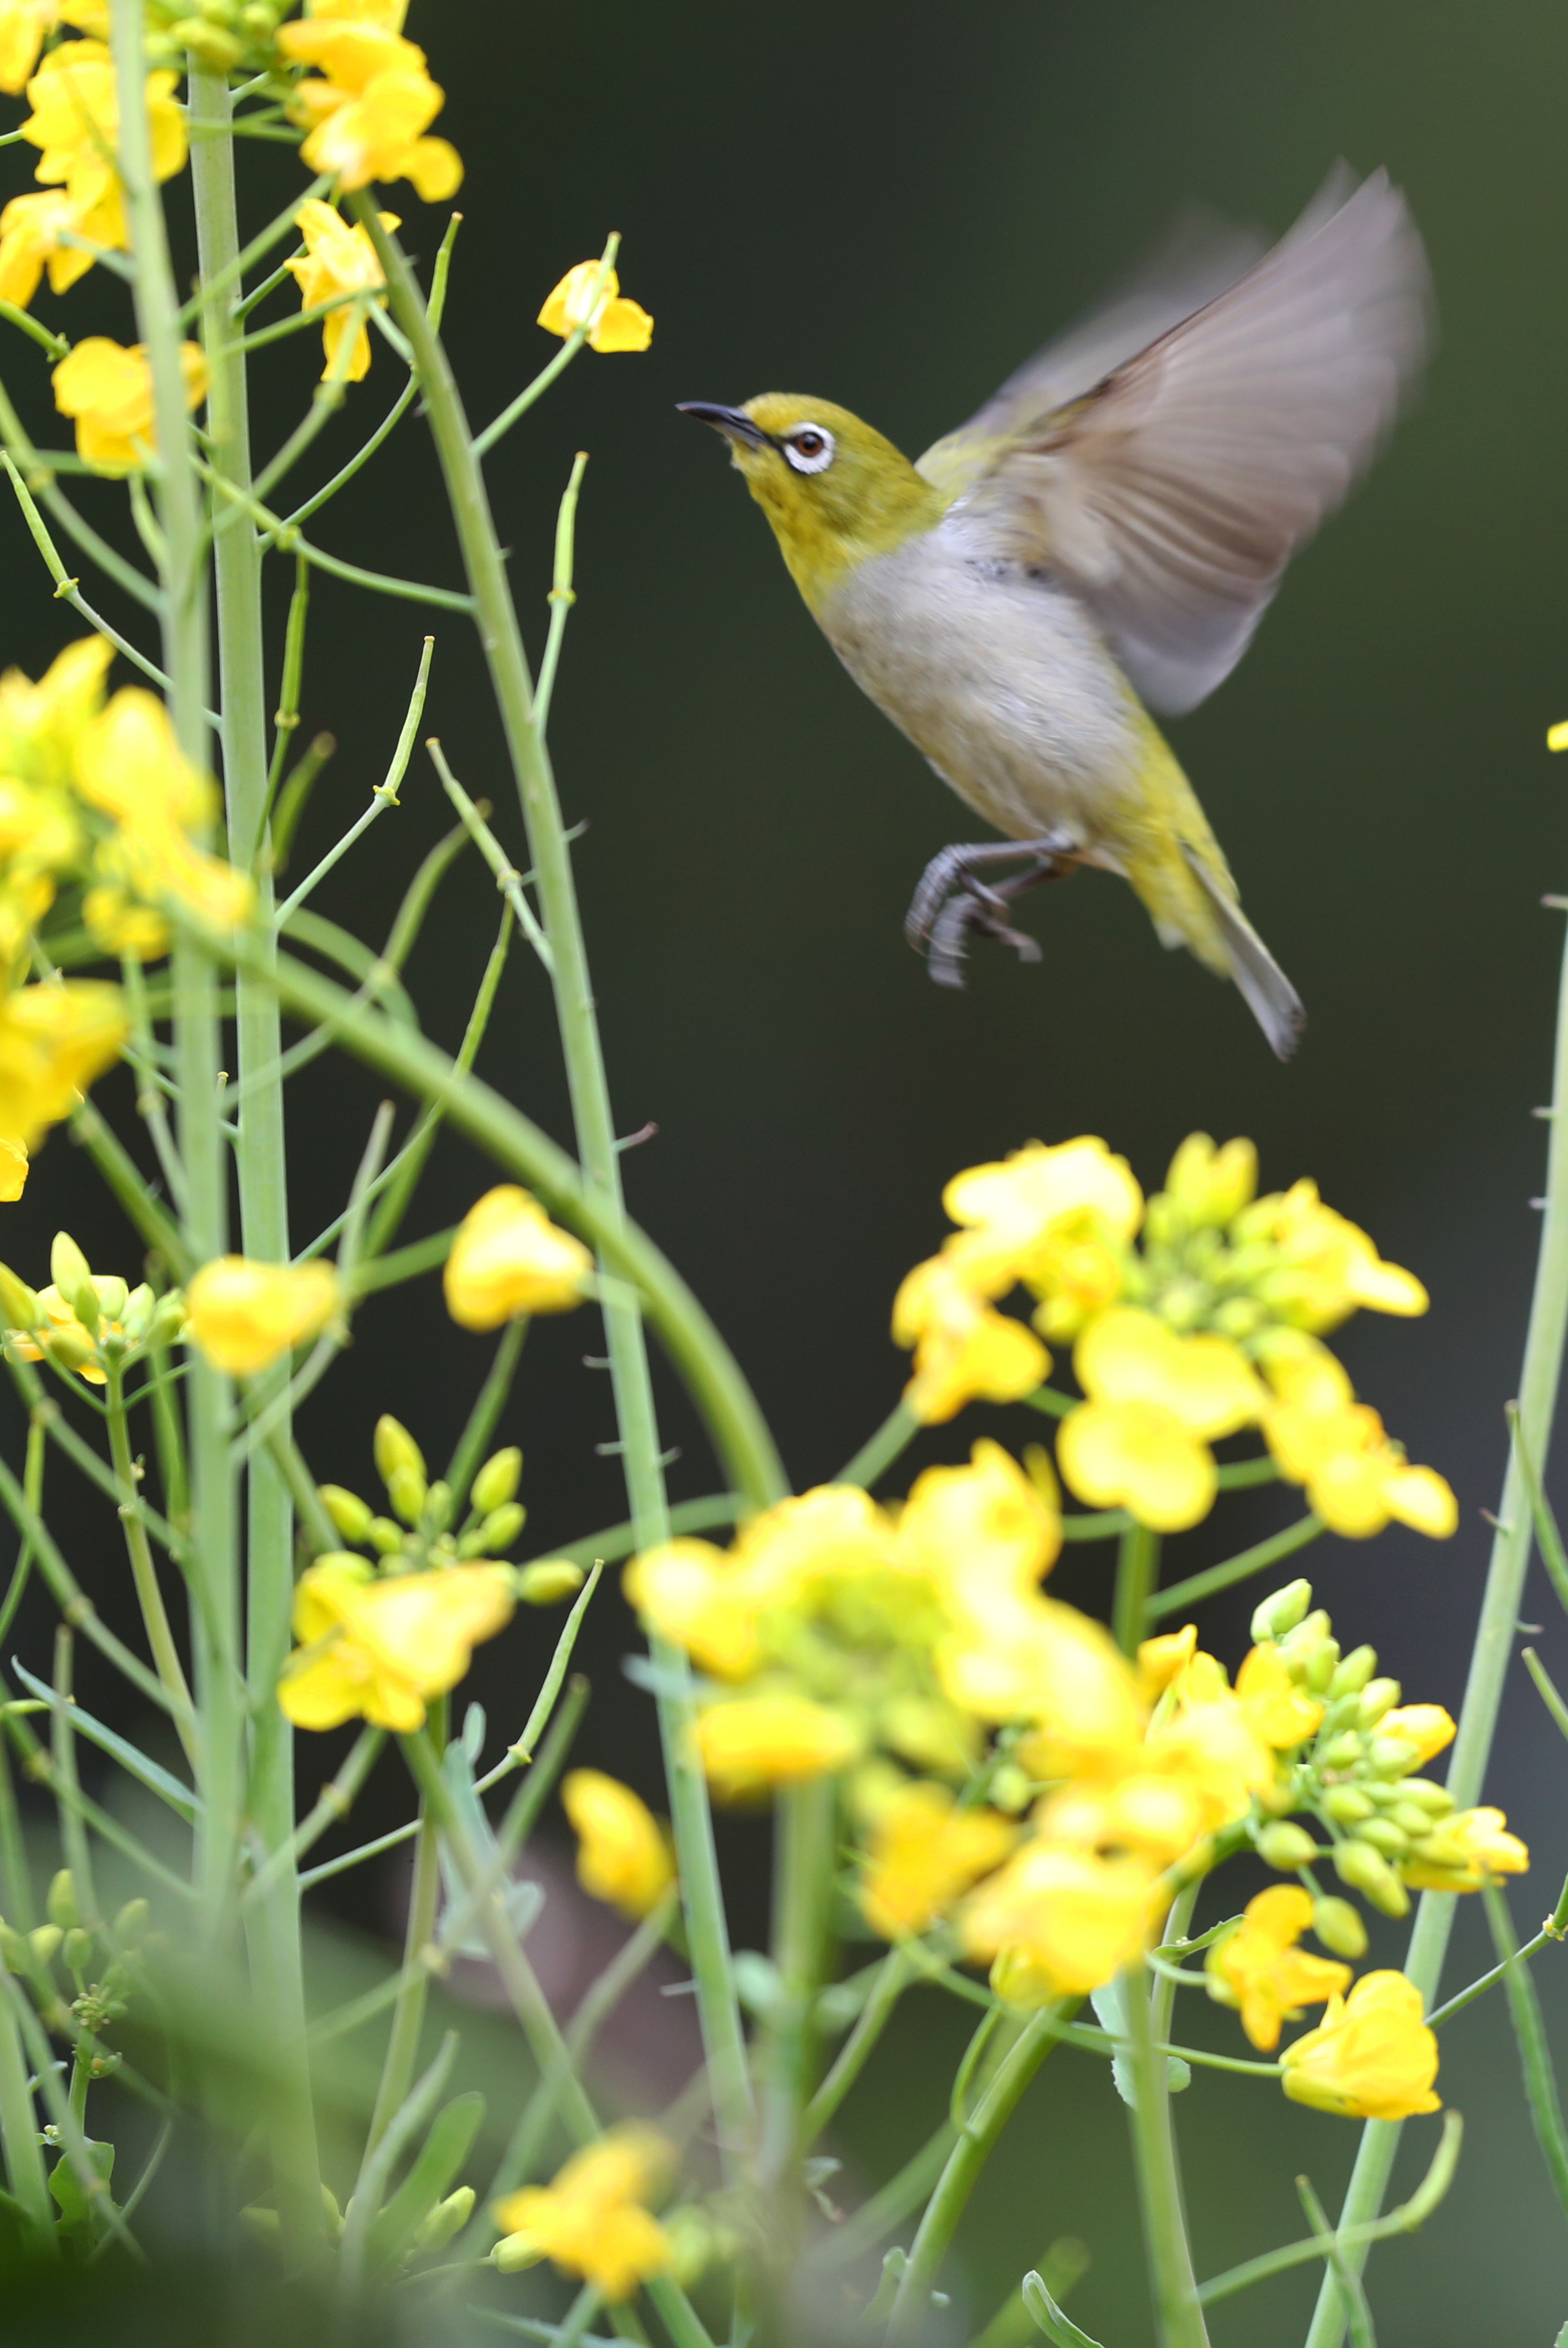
679,394,944,610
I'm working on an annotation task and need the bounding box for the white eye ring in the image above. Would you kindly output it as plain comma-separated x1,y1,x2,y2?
782,424,835,475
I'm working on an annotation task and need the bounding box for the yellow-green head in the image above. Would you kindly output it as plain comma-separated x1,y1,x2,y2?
679,394,945,613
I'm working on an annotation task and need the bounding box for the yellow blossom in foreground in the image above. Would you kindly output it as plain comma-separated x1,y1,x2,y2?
941,1137,1143,1291
537,261,654,353
891,1251,1048,1423
0,1139,26,1200
962,1839,1159,1998
492,2129,671,2300
1205,1886,1351,2052
185,1256,339,1375
1377,1704,1456,1766
0,187,96,307
1249,1179,1428,1332
21,39,185,235
285,199,398,383
1280,1970,1440,2120
1058,1308,1264,1533
279,16,462,197
0,0,106,97
443,1185,593,1328
279,1556,513,1732
1233,1643,1325,1751
694,1691,863,1801
562,1769,675,1920
857,1780,1014,1939
0,978,125,1150
1400,1805,1529,1893
51,337,207,473
1263,1377,1457,1540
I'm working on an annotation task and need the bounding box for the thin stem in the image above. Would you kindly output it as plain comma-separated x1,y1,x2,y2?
1482,1877,1568,2221
1148,1513,1324,1621
106,1361,197,1764
1307,911,1568,2345
836,1400,920,1492
759,1775,838,2194
534,451,588,736
1113,1522,1159,1654
364,1799,442,2156
805,1945,912,2141
1123,1962,1209,2348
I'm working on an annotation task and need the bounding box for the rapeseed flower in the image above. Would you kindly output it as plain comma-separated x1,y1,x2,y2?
278,4,462,198
562,1769,675,1919
185,1256,340,1375
537,261,654,353
694,1691,863,1800
278,1555,513,1731
1377,1704,1456,1765
891,1250,1047,1423
52,337,207,472
16,38,185,297
443,1185,593,1328
962,1840,1160,1999
0,1140,26,1200
856,1779,1014,1939
1400,1805,1529,1893
0,978,125,1148
1057,1307,1264,1531
285,199,397,382
1280,1970,1440,2119
1205,1886,1351,2052
0,0,106,96
492,2129,671,2299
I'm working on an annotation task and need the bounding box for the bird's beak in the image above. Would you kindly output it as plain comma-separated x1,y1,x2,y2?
677,401,771,451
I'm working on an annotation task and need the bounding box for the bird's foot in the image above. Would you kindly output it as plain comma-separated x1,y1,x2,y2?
905,835,1078,989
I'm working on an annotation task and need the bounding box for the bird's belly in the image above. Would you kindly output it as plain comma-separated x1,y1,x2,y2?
819,541,1142,853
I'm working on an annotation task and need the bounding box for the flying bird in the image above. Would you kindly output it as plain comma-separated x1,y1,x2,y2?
680,169,1430,1058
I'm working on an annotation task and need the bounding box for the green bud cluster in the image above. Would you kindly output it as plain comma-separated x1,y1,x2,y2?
310,1430,532,1581
143,0,293,77
0,1235,183,1382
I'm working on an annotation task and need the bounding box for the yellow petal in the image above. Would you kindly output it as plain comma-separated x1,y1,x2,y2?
1058,1399,1216,1533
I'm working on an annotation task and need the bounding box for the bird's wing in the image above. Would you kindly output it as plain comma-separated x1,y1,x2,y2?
917,169,1431,714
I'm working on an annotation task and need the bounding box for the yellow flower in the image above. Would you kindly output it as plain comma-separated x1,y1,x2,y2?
278,14,463,198
279,1556,514,1731
22,39,185,226
1280,1970,1441,2120
962,1838,1160,1998
623,1534,766,1681
1204,1886,1351,2052
1162,1133,1258,1228
1057,1308,1264,1533
1260,1348,1456,1539
537,262,654,353
0,1139,26,1200
694,1691,863,1800
6,1274,133,1382
51,337,207,472
561,1769,675,1919
0,978,125,1149
891,1251,1049,1423
492,2129,672,2300
0,187,95,306
285,198,398,382
75,684,210,830
1233,1643,1324,1750
1137,1625,1197,1702
0,633,111,788
185,1256,340,1375
0,0,106,96
1400,1805,1529,1892
1249,1179,1428,1332
941,1136,1143,1291
443,1184,593,1328
857,1780,1014,1939
1376,1704,1456,1766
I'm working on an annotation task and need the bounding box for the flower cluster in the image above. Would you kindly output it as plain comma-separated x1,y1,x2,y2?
277,0,462,199
0,26,184,311
894,1133,1456,1538
492,2128,673,2299
0,1229,183,1382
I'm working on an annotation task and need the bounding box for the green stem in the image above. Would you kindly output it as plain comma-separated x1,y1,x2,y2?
105,1363,196,1765
1306,911,1568,2346
837,1400,920,1491
1112,1522,1159,1654
1147,1513,1323,1621
760,1776,837,2194
1123,1962,1209,2348
0,1984,52,2243
805,1945,912,2142
1482,1878,1568,2221
364,1800,441,2157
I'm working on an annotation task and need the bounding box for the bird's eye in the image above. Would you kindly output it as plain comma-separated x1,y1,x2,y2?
783,425,835,476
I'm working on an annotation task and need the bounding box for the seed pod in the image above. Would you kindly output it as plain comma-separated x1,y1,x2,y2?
1251,1580,1314,1644
1255,1820,1318,1870
1311,1897,1368,1959
1333,1840,1410,1917
471,1447,523,1516
321,1485,375,1544
516,1561,584,1606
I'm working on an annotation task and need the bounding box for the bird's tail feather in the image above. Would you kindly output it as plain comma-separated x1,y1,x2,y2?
1181,846,1304,1060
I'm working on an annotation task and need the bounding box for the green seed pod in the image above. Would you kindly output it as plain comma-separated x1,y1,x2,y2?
1332,1840,1410,1916
321,1485,375,1545
1250,1579,1313,1645
412,2186,476,2257
1322,1784,1374,1825
1318,1733,1364,1772
472,1446,523,1516
476,1502,526,1554
46,1869,80,1930
1357,1678,1402,1729
1357,1818,1409,1859
1311,1896,1368,1959
1398,1778,1455,1816
28,1923,63,1966
1367,1735,1420,1777
368,1516,405,1556
374,1414,425,1489
62,1927,93,1973
0,1263,41,1330
1255,1820,1318,1870
516,1560,584,1606
1328,1646,1379,1699
387,1462,427,1527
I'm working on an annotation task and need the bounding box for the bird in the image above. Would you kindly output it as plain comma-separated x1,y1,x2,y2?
679,168,1430,1059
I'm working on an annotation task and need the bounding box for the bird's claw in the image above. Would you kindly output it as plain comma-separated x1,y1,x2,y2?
906,834,1077,987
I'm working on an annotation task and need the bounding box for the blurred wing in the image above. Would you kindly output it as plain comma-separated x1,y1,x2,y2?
919,169,1432,713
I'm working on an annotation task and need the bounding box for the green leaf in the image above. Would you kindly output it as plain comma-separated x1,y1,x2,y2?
365,2089,485,2274
1022,2266,1106,2348
48,2136,114,2234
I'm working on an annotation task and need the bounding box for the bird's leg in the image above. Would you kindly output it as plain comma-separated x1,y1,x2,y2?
905,834,1078,989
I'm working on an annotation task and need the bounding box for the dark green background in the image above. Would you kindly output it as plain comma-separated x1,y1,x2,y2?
3,2,1568,2339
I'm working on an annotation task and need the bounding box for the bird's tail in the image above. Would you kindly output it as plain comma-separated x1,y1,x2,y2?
1179,845,1304,1061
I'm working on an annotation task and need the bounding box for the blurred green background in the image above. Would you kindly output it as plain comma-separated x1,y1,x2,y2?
4,0,1568,2338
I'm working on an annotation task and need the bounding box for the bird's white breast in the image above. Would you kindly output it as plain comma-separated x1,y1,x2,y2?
817,517,1145,852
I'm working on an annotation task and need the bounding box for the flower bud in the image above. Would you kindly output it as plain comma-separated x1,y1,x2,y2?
1279,1607,1331,1655
374,1414,425,1489
152,1291,188,1344
1303,1637,1341,1695
1332,1840,1410,1915
0,1921,28,1972
1357,1679,1402,1729
412,2185,475,2257
1164,1133,1257,1227
44,1324,98,1373
516,1560,584,1606
172,16,245,66
46,1869,80,1930
387,1463,427,1527
1311,1896,1368,1959
1387,1801,1438,1838
62,1926,93,1973
1255,1820,1318,1869
1357,1818,1409,1859
368,1516,404,1556
95,1275,128,1324
1251,1580,1314,1644
423,1479,453,1533
1318,1733,1363,1772
113,1898,149,1944
492,2230,545,2273
121,1284,155,1345
51,1230,91,1309
321,1485,375,1545
1323,1785,1374,1825
28,1923,62,1966
1367,1736,1420,1777
1397,1778,1454,1817
0,1263,41,1330
1328,1646,1378,1699
476,1502,525,1554
471,1446,522,1515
